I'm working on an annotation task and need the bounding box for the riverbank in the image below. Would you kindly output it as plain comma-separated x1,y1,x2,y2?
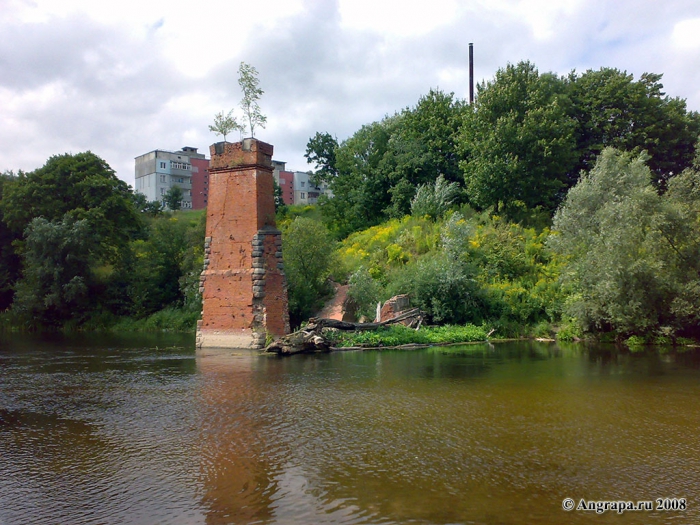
0,306,200,334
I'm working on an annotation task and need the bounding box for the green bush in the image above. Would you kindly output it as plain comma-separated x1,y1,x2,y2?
387,253,483,324
331,323,488,348
346,266,383,320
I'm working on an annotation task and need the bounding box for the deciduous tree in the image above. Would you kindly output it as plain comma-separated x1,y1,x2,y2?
282,217,336,326
565,68,700,186
238,62,266,138
209,109,243,142
550,148,700,337
0,152,142,264
13,217,96,326
305,132,338,185
164,185,183,211
459,61,577,217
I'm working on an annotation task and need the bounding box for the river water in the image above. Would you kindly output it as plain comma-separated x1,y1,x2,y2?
1,333,699,525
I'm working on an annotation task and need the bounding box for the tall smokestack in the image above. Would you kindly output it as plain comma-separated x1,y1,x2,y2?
469,43,474,105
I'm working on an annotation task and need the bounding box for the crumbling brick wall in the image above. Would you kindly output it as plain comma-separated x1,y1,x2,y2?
197,139,290,349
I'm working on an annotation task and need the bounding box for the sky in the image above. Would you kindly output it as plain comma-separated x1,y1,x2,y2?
2,0,700,186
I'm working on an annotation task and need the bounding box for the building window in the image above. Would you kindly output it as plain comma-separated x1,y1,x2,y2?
300,181,305,187
301,192,306,199
160,174,166,183
160,162,166,169
160,188,166,195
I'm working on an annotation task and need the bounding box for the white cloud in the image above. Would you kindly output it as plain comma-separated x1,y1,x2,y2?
338,0,461,37
1,0,699,185
672,17,700,49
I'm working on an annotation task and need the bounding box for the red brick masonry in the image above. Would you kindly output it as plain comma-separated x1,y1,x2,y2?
197,139,290,349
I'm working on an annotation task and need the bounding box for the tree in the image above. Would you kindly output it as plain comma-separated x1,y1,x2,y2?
209,109,243,142
163,186,183,211
565,68,700,187
0,172,21,309
310,89,468,236
273,179,286,213
323,117,399,236
397,89,467,186
305,132,338,185
13,217,96,326
550,148,700,337
459,61,577,217
282,217,336,326
238,62,266,138
0,152,142,264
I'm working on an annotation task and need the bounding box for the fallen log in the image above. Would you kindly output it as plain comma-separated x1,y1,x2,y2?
307,308,424,331
266,308,425,355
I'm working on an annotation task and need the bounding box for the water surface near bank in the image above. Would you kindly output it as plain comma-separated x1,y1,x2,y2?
1,333,699,524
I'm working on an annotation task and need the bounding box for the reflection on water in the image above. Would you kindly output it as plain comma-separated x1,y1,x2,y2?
1,335,700,524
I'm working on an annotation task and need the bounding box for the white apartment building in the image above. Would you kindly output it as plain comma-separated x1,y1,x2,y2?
293,171,333,205
134,147,202,209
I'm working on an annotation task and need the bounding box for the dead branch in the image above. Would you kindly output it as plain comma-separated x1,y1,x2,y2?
266,308,425,355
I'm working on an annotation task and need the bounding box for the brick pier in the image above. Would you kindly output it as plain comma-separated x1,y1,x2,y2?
196,138,290,349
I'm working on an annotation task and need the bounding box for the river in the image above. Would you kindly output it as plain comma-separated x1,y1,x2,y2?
1,333,699,524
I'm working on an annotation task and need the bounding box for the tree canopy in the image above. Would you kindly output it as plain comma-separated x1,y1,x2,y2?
565,68,700,186
311,62,699,235
164,185,184,211
550,148,700,337
1,152,142,263
314,89,467,237
459,61,577,216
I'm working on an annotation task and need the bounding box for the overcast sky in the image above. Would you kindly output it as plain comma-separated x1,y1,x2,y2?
2,0,700,186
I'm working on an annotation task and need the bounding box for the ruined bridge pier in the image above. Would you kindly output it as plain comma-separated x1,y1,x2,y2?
196,139,290,349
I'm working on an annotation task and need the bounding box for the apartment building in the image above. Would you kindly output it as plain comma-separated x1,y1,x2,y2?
134,147,209,210
272,160,295,205
293,171,332,205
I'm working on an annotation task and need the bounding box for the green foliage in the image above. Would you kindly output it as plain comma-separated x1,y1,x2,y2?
238,61,266,138
113,211,204,318
0,152,205,331
565,68,700,186
460,61,577,217
0,172,21,310
410,175,460,219
0,152,142,264
133,191,164,217
337,216,442,282
556,318,582,342
312,62,698,234
163,186,183,211
387,252,483,324
551,148,700,338
282,217,336,325
346,266,383,320
13,217,96,326
331,323,488,348
273,179,286,213
318,89,467,236
208,109,243,142
109,306,200,333
336,210,564,330
305,131,339,185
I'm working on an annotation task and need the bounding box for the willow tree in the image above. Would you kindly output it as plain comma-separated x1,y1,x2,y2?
550,148,700,337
